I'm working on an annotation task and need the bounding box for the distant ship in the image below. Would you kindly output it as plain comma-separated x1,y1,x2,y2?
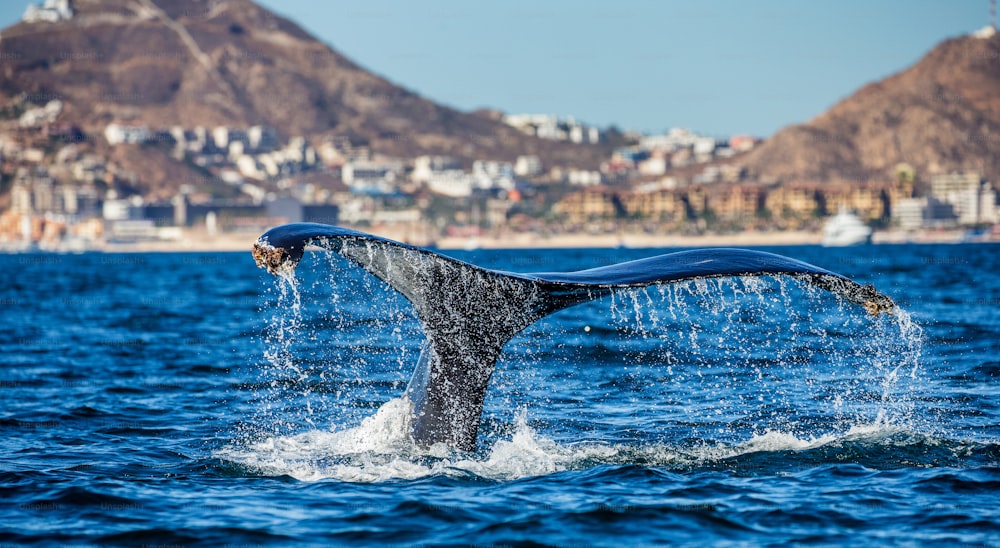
822,208,872,247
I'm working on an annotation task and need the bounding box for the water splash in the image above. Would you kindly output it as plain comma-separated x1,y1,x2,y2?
494,275,925,445
238,265,307,439
220,401,951,483
238,249,420,443
226,252,927,482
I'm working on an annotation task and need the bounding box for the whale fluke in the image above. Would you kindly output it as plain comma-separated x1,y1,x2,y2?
253,223,895,451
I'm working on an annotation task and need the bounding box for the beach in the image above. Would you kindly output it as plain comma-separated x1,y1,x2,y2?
90,225,990,254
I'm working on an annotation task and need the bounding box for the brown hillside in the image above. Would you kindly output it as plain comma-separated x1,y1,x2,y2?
742,32,1000,185
0,0,607,194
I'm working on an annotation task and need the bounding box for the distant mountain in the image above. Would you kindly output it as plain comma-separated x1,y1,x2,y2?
741,30,1000,185
0,0,607,194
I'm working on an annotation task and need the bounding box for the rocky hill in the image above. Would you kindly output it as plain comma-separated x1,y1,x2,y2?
4,0,998,204
0,0,608,195
741,30,1000,185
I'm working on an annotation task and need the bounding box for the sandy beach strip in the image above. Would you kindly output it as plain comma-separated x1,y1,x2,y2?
88,226,985,254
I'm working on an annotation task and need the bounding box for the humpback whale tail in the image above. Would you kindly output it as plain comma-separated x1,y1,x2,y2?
253,223,895,451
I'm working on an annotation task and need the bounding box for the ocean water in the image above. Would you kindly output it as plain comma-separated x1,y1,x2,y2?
1,243,998,546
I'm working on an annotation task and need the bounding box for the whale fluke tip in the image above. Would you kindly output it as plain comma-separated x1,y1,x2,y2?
851,282,896,316
252,238,300,276
863,291,896,317
808,274,896,316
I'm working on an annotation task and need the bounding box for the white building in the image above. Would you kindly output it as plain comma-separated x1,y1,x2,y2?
18,100,62,128
258,155,279,178
423,161,519,198
11,181,33,213
247,125,278,152
892,196,960,229
692,136,718,157
504,114,556,136
23,0,73,23
930,172,997,225
980,185,999,224
569,125,600,145
639,128,703,152
102,194,144,222
212,126,232,150
473,160,512,178
412,155,461,183
892,197,928,230
108,220,158,242
30,175,55,213
514,155,543,177
502,113,601,144
235,155,264,180
472,160,517,191
972,25,997,39
637,154,668,176
426,170,475,198
102,199,132,221
105,123,151,145
342,159,403,187
566,169,602,186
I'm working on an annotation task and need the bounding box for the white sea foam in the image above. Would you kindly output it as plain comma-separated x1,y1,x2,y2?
222,402,614,482
219,399,919,483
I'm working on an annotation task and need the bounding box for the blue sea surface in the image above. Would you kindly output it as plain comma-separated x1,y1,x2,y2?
1,243,998,546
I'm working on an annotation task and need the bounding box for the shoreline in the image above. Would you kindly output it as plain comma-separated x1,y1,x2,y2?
433,230,825,250
7,226,992,254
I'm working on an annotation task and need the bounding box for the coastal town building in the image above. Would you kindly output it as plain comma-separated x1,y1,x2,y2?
930,172,998,225
817,182,893,222
620,186,687,223
22,0,72,23
19,100,62,128
104,124,151,145
554,177,914,233
708,184,766,224
763,183,820,224
502,114,602,144
553,186,624,223
892,197,958,230
514,155,543,177
412,156,462,183
0,91,996,249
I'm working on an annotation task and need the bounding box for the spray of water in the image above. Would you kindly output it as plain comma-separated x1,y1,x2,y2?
222,252,927,482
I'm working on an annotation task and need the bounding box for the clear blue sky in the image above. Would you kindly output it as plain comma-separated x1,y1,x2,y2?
1,1,990,137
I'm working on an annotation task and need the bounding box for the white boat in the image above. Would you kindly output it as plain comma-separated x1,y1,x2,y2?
822,207,872,247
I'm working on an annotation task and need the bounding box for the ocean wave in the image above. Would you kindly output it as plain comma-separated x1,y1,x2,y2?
217,399,994,483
